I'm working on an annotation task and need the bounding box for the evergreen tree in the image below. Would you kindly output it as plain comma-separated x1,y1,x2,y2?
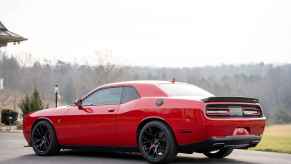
18,95,30,115
30,88,43,112
19,88,43,115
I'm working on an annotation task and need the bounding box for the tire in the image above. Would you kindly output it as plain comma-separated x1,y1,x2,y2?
31,120,60,156
138,121,177,164
203,148,233,159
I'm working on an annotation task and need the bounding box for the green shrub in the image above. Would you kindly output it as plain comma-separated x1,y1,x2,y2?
19,88,43,116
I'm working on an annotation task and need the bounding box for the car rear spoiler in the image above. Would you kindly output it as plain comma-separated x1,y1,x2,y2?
202,97,259,103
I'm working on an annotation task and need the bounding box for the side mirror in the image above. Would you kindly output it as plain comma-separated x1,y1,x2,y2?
74,99,83,110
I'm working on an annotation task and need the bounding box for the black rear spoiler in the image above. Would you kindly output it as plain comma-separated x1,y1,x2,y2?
202,97,259,103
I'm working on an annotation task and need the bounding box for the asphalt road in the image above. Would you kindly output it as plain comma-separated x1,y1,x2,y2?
0,132,291,164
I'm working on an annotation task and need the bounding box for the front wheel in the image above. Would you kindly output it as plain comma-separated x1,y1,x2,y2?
203,148,233,159
138,121,177,164
31,120,60,156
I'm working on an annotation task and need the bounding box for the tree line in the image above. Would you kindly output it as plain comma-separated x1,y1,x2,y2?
0,52,291,124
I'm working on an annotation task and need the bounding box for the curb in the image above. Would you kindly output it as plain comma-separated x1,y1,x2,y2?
0,129,22,133
0,126,22,133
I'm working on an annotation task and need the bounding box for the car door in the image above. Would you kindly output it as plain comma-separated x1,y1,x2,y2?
59,87,122,146
115,86,141,147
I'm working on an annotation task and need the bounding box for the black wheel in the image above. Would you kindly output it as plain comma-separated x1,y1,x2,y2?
31,120,60,156
203,148,233,159
138,121,177,164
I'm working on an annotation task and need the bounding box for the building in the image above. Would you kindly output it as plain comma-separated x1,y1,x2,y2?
0,21,27,47
0,21,27,124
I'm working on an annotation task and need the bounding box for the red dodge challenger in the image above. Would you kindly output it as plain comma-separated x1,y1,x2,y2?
23,81,266,163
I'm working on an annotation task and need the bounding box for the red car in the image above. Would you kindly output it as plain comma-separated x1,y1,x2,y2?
23,81,266,163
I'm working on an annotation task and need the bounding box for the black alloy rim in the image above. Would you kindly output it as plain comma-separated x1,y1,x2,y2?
32,124,51,153
141,126,168,160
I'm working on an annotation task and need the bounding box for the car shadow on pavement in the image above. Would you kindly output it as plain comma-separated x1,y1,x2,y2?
176,156,255,164
59,149,145,160
1,150,257,164
57,149,257,164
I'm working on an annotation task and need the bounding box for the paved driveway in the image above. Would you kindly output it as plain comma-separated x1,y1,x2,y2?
0,132,291,164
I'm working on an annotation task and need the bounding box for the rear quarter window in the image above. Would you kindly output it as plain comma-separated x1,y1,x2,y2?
158,83,214,99
121,86,140,103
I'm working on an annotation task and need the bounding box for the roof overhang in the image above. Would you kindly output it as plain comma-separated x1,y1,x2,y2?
0,21,27,47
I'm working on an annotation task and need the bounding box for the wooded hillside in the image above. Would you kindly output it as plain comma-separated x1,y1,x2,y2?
1,52,291,123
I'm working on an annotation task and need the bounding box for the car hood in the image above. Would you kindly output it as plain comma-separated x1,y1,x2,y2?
30,105,73,117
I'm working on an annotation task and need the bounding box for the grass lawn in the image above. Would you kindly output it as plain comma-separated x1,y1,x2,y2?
253,124,291,154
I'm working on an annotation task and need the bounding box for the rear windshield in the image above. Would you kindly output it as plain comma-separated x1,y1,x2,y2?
158,83,214,98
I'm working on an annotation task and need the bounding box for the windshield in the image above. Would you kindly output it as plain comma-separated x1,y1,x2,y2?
158,83,214,99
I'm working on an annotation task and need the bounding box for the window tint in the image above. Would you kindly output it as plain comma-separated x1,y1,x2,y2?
121,87,140,103
82,87,122,106
158,83,214,99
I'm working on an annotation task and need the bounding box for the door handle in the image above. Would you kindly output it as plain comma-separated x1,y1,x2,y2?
107,108,115,112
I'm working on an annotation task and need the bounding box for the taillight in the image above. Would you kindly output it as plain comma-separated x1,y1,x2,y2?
242,107,261,117
206,104,262,118
206,106,229,117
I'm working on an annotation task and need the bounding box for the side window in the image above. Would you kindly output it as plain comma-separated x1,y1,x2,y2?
121,86,140,104
82,87,122,106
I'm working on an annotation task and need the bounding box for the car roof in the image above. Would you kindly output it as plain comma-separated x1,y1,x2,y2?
81,80,199,99
81,80,171,99
103,80,173,87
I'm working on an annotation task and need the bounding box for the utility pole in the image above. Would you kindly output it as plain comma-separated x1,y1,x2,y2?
54,84,59,108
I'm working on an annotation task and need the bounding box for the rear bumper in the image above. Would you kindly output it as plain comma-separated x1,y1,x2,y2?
178,135,261,153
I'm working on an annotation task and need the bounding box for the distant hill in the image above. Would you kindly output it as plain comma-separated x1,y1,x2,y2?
1,52,291,124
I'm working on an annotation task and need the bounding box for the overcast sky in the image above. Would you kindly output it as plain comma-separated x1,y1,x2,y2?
1,0,291,67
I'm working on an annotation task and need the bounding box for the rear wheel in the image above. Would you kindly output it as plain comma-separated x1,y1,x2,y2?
138,121,177,163
203,148,233,159
31,120,60,156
